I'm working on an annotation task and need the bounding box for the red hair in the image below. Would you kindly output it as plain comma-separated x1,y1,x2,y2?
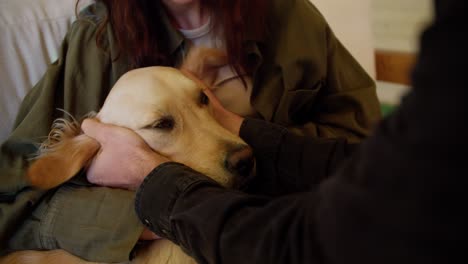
77,0,268,72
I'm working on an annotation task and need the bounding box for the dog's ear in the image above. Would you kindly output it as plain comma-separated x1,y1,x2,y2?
180,47,228,87
27,118,100,190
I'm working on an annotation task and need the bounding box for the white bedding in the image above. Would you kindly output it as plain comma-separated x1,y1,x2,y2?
0,0,92,142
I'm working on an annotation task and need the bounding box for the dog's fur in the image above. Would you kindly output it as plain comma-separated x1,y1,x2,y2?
1,47,254,264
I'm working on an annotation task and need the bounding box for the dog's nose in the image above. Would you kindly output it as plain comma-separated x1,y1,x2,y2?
225,145,255,181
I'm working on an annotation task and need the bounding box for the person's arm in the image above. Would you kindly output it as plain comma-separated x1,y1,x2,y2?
239,117,356,196
0,20,88,249
137,1,467,263
136,163,326,264
204,88,357,196
255,0,381,142
2,4,148,261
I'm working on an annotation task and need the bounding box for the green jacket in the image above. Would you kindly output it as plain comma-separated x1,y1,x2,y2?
0,0,380,261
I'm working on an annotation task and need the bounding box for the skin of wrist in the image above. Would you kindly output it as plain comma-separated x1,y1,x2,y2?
131,151,167,190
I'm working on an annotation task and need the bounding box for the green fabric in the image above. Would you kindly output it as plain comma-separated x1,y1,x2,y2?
253,0,381,140
0,0,381,261
381,103,397,117
0,4,143,262
7,184,141,262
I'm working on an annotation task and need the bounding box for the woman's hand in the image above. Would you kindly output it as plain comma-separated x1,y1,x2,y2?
81,119,170,190
203,88,244,135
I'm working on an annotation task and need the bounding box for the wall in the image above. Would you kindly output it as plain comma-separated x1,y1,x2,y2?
311,0,434,110
371,0,433,107
372,0,433,53
311,0,376,78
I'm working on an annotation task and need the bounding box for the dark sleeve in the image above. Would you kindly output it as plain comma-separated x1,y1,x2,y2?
239,118,356,196
313,2,467,260
136,1,466,263
136,163,326,264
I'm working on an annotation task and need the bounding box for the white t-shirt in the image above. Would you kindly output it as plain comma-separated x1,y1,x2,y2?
179,18,257,117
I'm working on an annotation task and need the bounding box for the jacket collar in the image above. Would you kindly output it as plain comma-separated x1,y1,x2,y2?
158,6,186,55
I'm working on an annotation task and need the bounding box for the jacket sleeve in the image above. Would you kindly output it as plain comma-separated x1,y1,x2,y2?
136,164,327,264
1,9,144,261
0,20,89,249
239,118,356,196
136,1,466,262
0,11,111,196
256,0,381,143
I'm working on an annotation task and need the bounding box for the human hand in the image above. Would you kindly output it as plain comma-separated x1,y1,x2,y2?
203,88,244,135
140,228,161,240
81,119,170,190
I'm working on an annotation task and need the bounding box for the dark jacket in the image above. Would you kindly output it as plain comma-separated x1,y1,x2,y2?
0,0,380,261
135,0,467,263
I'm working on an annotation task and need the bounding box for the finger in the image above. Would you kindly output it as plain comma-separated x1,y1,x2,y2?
203,88,223,108
202,86,215,96
81,118,113,144
140,228,161,240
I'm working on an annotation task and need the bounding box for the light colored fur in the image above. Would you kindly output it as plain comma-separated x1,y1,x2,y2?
27,114,99,189
1,48,247,264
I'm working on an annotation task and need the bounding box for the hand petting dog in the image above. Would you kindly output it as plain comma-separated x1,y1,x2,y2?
81,88,244,191
81,119,169,191
80,88,244,243
203,88,244,136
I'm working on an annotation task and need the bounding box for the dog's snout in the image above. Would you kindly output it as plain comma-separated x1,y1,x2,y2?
225,145,255,180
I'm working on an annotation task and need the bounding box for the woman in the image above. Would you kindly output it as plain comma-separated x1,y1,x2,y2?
0,0,380,261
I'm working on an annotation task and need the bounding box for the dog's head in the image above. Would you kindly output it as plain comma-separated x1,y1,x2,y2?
27,47,255,189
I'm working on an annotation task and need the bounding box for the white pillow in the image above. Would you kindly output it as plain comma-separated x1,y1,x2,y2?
0,0,92,143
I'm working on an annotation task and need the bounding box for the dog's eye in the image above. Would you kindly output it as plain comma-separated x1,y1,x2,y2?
152,117,175,130
199,92,209,105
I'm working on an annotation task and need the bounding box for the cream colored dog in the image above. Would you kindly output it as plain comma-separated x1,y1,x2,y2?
1,48,254,264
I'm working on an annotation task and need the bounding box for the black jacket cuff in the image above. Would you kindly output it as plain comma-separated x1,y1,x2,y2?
239,118,288,162
135,162,220,243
